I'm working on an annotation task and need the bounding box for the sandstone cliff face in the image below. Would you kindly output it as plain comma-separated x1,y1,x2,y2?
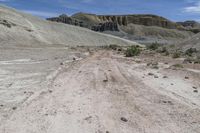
72,13,182,29
97,15,179,29
47,14,85,27
48,13,183,31
47,13,194,44
91,22,119,32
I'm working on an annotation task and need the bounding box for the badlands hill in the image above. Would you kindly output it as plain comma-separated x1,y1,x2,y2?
48,13,194,44
0,5,139,48
179,32,200,50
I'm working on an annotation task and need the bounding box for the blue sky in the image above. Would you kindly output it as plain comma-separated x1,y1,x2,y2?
1,0,200,22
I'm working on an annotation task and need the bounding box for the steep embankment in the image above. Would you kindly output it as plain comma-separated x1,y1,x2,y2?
0,5,139,47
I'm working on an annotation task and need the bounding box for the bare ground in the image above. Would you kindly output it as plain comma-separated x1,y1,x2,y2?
0,50,200,133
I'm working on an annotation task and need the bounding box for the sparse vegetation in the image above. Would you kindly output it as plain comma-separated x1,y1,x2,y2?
125,45,141,57
158,47,170,56
109,44,119,50
185,48,198,57
172,51,181,58
183,57,200,64
147,42,160,50
172,64,184,68
147,62,159,69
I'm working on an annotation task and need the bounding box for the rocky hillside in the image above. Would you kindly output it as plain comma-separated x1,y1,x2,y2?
177,21,200,33
47,13,194,44
178,32,200,50
0,5,139,48
48,13,183,30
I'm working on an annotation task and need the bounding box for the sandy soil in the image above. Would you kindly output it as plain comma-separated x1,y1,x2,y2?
0,49,199,133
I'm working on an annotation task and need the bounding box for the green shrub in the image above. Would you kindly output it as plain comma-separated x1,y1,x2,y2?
185,48,198,56
158,47,169,56
109,44,119,50
147,42,160,50
184,57,200,64
172,64,184,68
125,45,141,57
172,51,181,58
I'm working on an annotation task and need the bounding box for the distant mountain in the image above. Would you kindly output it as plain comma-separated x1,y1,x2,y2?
47,13,194,44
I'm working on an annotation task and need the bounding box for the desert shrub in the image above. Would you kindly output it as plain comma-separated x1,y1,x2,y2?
172,64,184,68
147,42,160,50
169,44,175,48
185,48,198,56
109,44,119,50
102,44,121,50
158,47,169,56
194,59,200,64
125,45,141,57
147,62,159,69
172,51,181,58
184,57,200,64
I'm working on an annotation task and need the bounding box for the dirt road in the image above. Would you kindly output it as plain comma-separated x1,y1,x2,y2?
0,50,199,133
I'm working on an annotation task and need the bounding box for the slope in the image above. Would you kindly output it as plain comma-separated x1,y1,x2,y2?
0,5,139,48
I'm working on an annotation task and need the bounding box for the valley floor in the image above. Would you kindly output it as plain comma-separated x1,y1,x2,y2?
0,49,200,133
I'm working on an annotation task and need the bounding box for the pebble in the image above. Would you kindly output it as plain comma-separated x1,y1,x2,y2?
120,117,128,122
185,76,189,79
163,76,168,78
193,90,198,93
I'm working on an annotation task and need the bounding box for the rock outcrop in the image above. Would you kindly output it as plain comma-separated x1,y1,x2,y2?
48,13,182,31
47,13,195,44
177,21,200,33
71,13,182,29
47,14,85,27
91,22,119,32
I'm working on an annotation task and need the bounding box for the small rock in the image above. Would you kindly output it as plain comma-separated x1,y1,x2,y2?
192,103,197,105
0,105,3,107
154,75,159,78
193,86,197,89
60,62,64,65
49,90,53,93
162,100,173,105
73,57,76,61
163,76,168,78
193,90,198,93
103,79,108,82
185,76,189,79
120,117,128,122
167,101,173,105
162,101,167,103
171,83,174,85
12,107,17,110
106,131,110,133
148,73,154,76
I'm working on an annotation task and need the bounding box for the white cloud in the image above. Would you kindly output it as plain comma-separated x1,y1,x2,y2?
184,1,200,14
22,10,59,18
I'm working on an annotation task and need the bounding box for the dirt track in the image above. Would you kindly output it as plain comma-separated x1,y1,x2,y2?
0,50,200,133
